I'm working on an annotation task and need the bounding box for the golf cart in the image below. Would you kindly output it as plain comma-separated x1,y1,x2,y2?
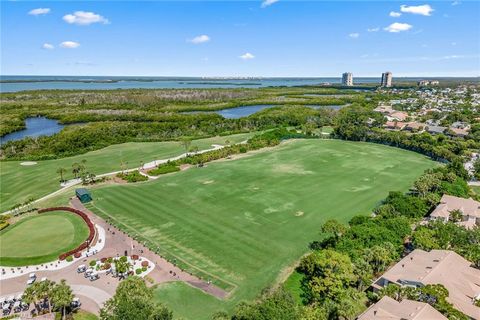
77,265,87,273
89,272,99,281
84,268,94,278
71,297,81,309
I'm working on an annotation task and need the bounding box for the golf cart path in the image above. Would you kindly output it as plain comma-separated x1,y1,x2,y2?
2,143,233,215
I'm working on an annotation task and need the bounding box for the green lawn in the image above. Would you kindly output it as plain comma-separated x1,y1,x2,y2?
472,186,480,195
86,139,436,318
0,211,89,266
0,132,255,211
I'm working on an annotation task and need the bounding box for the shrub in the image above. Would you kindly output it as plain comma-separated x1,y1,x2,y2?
120,256,128,262
148,164,180,176
142,266,147,272
103,263,111,270
101,257,107,263
89,260,97,267
74,252,82,258
141,261,149,267
135,268,143,275
116,170,148,183
131,254,139,260
65,256,73,262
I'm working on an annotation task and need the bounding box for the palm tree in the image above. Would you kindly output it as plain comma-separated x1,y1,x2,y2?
72,163,80,179
51,280,73,320
181,138,191,155
120,160,128,174
80,159,87,174
56,167,66,183
37,279,55,313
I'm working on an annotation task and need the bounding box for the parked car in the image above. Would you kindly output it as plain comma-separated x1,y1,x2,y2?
77,265,87,273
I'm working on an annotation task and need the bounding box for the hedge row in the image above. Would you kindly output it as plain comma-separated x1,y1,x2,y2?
37,207,95,260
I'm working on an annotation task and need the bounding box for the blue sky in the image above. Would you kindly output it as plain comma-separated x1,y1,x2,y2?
1,1,479,77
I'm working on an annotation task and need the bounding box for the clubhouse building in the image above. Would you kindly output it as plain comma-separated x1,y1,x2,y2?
372,249,480,319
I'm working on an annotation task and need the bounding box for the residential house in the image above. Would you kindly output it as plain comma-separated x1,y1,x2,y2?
387,111,409,122
426,125,447,135
356,296,447,320
374,105,394,114
429,194,480,229
403,122,425,133
372,249,480,319
384,121,406,130
449,127,470,138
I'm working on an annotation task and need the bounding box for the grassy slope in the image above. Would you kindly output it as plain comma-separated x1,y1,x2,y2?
0,211,89,266
86,140,436,319
0,132,255,211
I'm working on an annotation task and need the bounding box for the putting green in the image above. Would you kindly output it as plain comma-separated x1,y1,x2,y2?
87,139,437,318
0,211,89,266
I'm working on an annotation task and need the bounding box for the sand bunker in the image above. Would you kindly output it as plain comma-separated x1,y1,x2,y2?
20,161,37,166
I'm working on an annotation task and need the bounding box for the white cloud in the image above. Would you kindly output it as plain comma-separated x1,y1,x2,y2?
400,4,434,16
188,35,210,44
349,33,360,39
451,42,457,46
384,22,413,33
261,0,279,8
389,11,402,17
28,8,50,16
239,52,255,60
367,27,380,32
60,41,80,49
63,11,109,25
451,1,461,5
42,43,54,50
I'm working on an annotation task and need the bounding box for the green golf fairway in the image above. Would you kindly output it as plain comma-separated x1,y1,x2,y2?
0,132,255,211
0,211,90,266
87,139,436,318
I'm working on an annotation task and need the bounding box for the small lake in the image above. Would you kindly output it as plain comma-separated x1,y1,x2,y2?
183,104,346,119
0,117,64,144
216,105,276,119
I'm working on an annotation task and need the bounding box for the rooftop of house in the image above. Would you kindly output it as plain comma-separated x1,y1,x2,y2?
426,125,447,134
374,249,480,319
356,296,447,320
430,194,480,219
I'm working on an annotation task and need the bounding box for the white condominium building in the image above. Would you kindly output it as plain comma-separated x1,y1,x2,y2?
342,72,353,86
381,71,393,87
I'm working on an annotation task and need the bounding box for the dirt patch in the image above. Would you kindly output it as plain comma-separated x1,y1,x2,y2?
273,164,313,175
295,211,304,217
201,180,215,185
112,176,128,184
180,164,193,171
20,161,37,166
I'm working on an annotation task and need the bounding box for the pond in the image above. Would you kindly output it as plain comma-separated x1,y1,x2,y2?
0,117,65,144
215,105,276,119
183,104,346,119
